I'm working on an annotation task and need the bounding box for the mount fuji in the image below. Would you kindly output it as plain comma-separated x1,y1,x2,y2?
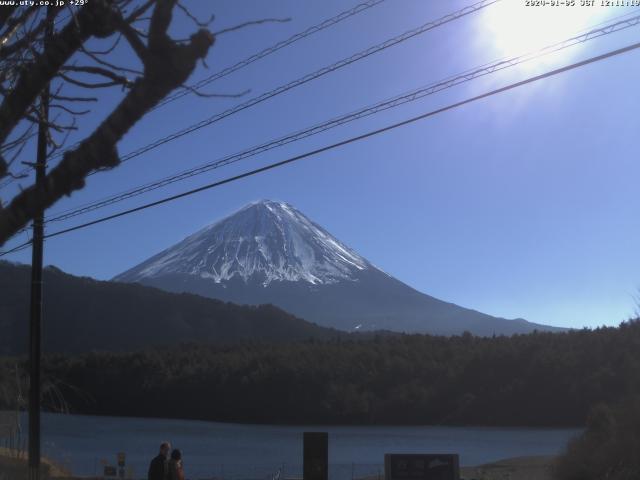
114,200,562,336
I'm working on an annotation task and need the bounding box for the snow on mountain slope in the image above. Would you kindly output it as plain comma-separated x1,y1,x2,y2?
115,200,566,336
115,200,370,287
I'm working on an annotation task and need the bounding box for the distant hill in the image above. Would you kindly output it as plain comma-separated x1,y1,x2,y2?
0,261,340,355
115,200,565,336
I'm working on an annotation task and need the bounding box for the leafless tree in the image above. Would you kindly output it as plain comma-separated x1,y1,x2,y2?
0,0,222,246
0,362,72,456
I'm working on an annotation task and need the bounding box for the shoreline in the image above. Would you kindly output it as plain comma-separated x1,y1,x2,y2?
3,414,571,479
14,410,584,431
1,451,556,480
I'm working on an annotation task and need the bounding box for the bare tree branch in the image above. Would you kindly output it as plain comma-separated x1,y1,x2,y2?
0,5,19,30
0,6,37,47
58,73,127,89
50,94,98,102
50,104,91,116
0,0,123,170
177,83,250,99
61,65,134,87
24,113,76,133
0,0,215,245
80,32,122,55
47,117,77,156
214,17,291,36
124,0,156,23
1,123,36,155
177,2,215,28
80,45,143,75
3,169,29,180
119,21,148,60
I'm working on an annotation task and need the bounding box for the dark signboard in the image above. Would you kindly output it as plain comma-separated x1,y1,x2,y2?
303,432,328,480
104,465,117,477
385,454,460,480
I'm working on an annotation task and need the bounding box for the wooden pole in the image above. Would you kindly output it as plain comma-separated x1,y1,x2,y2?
28,9,52,480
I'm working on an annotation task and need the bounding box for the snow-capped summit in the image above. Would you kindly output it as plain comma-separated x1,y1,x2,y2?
115,200,369,287
115,200,565,336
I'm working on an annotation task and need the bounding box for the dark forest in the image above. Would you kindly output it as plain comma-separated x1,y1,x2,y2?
3,320,639,427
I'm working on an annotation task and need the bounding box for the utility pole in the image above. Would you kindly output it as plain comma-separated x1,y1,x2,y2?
28,9,52,480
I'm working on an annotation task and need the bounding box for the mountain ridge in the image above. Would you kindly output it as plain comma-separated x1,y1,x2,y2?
115,200,564,336
0,260,341,354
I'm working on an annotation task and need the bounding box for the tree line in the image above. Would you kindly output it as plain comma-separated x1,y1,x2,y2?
2,319,640,426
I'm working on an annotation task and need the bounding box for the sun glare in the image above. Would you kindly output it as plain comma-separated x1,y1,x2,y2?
481,2,615,68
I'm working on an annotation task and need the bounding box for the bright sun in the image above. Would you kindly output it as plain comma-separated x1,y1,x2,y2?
481,1,614,66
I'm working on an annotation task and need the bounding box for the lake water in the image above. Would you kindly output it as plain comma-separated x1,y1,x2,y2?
34,413,580,479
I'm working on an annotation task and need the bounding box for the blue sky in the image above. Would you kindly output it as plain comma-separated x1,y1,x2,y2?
2,0,640,329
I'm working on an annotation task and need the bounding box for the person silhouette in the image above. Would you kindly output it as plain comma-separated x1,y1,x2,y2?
168,448,185,480
147,442,171,480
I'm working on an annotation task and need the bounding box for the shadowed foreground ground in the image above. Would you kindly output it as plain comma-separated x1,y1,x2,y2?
460,456,553,480
0,447,69,479
1,449,555,480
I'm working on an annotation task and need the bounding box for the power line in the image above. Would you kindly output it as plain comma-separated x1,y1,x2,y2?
109,0,499,168
4,0,499,192
41,0,508,220
0,239,31,256
41,0,497,174
43,12,640,225
0,0,388,190
3,0,504,241
2,37,636,256
155,0,388,109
